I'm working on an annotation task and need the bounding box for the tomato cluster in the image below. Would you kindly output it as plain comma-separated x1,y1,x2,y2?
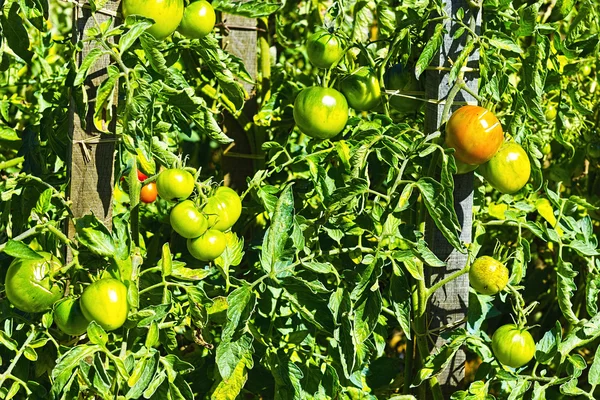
293,33,425,140
446,105,531,194
3,253,130,334
158,169,242,262
122,0,215,41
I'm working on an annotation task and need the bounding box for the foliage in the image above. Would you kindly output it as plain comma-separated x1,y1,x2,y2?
0,0,599,399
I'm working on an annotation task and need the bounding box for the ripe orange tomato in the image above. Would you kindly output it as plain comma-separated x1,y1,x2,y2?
140,182,158,203
445,106,504,165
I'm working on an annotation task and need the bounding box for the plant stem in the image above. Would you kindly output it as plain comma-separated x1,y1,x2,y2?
0,225,43,253
0,328,37,389
426,264,470,300
0,156,25,170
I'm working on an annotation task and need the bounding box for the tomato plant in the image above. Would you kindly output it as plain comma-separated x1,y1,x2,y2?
170,199,209,238
293,86,349,139
491,324,536,368
178,0,216,39
80,279,129,331
4,253,64,313
0,0,599,399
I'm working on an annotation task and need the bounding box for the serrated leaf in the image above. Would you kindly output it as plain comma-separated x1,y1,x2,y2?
75,214,117,257
415,24,444,79
261,184,294,274
3,241,43,259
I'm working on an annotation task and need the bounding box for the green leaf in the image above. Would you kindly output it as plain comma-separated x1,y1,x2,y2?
216,333,254,380
487,36,523,54
415,24,444,79
74,48,105,86
416,178,463,251
589,345,600,386
212,0,282,17
261,184,294,274
210,357,249,400
87,321,108,347
559,313,600,356
93,65,119,132
222,284,256,341
302,261,340,284
119,17,153,54
194,36,246,110
2,241,43,259
161,354,194,382
353,288,382,345
75,214,117,257
390,261,412,339
556,258,579,324
413,331,468,387
126,350,159,399
52,344,102,381
450,39,475,83
1,3,34,62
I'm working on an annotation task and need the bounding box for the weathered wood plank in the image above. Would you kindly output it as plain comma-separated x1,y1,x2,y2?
67,1,119,246
220,9,258,190
425,0,481,392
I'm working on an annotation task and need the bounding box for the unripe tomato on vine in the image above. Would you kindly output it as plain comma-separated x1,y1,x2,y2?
178,0,216,39
121,0,184,40
445,105,504,165
340,67,381,111
156,168,195,201
306,31,344,69
479,142,531,194
293,87,349,139
187,229,227,261
469,256,509,295
492,324,536,368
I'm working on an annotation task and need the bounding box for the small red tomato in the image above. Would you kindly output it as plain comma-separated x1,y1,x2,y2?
137,170,148,182
140,182,158,203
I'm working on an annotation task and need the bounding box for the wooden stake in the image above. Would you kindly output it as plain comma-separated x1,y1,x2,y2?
425,0,481,392
66,0,119,257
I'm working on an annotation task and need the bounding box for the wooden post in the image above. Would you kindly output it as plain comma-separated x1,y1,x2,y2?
219,7,259,190
425,0,481,392
67,1,119,248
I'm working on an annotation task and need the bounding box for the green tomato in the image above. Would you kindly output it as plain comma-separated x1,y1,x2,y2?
479,142,531,194
581,65,592,77
187,229,227,261
293,86,349,139
492,324,536,368
178,0,216,39
54,298,89,336
340,67,381,111
80,279,129,331
306,31,344,69
122,0,184,40
203,187,242,231
170,200,209,238
545,104,557,121
5,252,64,313
384,64,423,113
469,256,509,295
156,168,195,201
